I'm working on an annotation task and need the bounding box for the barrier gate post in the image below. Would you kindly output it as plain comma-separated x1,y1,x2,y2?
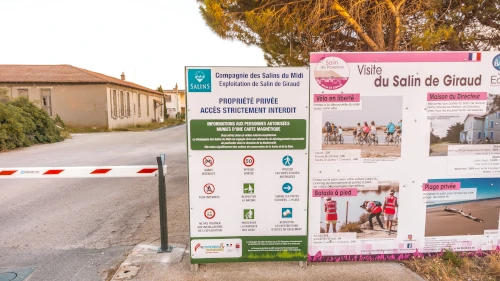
157,154,172,253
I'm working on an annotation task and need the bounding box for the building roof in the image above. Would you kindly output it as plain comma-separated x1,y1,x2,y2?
0,64,162,95
466,113,487,120
163,89,185,94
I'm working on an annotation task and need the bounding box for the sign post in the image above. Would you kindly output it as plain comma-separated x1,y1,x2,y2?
156,155,172,253
186,66,310,265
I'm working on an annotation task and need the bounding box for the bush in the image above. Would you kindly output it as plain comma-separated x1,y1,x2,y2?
54,114,66,128
0,96,63,151
339,222,363,233
358,213,369,224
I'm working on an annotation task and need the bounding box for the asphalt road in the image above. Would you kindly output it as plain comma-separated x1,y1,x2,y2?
0,125,188,281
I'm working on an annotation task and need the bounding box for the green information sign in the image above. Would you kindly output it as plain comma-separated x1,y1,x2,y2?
190,119,307,150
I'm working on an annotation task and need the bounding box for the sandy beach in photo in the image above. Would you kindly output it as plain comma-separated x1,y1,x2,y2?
425,198,500,236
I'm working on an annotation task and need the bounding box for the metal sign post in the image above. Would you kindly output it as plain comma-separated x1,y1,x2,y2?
157,154,172,253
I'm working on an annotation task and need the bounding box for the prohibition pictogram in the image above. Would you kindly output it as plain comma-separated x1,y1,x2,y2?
203,156,214,167
204,183,215,194
243,155,254,167
204,208,216,219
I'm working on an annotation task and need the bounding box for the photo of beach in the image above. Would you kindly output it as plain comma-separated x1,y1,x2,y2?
425,178,500,237
321,96,403,158
319,181,400,238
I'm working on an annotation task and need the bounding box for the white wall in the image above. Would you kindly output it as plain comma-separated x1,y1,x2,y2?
165,93,180,118
106,85,164,129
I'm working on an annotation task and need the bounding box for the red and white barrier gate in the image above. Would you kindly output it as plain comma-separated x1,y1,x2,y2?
0,165,167,179
0,160,171,253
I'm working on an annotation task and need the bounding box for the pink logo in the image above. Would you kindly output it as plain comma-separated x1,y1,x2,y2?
314,57,350,90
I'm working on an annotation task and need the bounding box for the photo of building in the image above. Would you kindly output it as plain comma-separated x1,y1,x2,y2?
460,112,500,144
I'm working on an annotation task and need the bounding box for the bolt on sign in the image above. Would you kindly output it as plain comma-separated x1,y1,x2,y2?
186,66,310,263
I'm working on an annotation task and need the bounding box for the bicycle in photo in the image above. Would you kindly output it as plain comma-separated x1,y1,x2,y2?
353,133,360,145
385,131,395,146
370,133,379,146
324,132,334,145
336,134,344,144
358,134,372,146
394,133,401,147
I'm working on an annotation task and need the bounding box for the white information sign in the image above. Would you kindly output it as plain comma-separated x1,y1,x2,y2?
308,51,500,262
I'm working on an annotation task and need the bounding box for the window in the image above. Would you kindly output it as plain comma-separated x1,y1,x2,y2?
18,89,28,98
112,90,118,117
120,91,125,116
166,95,172,102
491,132,494,140
147,95,150,116
496,112,500,119
138,93,142,116
126,92,131,116
478,132,482,139
40,89,52,116
491,121,494,128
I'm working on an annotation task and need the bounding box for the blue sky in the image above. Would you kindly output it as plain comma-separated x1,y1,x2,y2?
0,0,266,90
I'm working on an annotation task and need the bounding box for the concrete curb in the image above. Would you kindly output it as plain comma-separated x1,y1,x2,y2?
111,242,186,281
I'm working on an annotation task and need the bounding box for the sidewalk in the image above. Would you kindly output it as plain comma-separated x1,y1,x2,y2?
111,240,426,281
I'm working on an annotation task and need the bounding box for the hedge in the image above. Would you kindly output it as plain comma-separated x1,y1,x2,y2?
0,96,63,151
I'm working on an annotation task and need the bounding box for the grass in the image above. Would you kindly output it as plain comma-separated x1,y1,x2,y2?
112,119,185,132
66,125,110,133
66,119,185,133
404,250,500,281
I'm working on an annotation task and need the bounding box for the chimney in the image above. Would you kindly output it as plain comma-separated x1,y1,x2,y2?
121,72,126,81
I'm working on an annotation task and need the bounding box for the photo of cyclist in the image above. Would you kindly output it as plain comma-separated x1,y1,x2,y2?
325,121,333,137
397,119,402,136
386,120,396,142
370,121,377,140
356,123,362,138
362,121,370,139
320,96,402,158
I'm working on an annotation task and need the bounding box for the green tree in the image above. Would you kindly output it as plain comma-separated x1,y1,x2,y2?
488,94,500,114
197,0,500,66
443,122,464,143
0,88,9,104
430,131,440,144
157,85,163,92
